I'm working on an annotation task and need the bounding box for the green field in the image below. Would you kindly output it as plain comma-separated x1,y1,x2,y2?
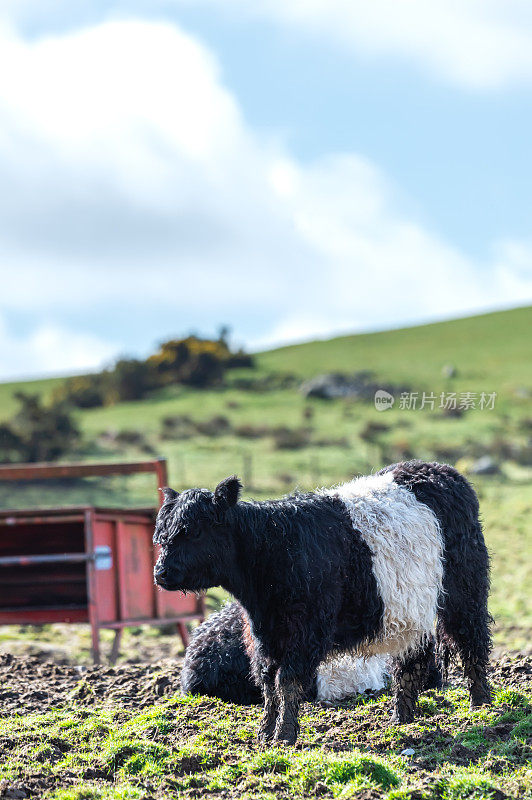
0,306,531,651
0,654,530,800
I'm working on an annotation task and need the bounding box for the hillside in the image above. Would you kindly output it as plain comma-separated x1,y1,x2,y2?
0,305,530,651
260,305,532,398
1,306,531,415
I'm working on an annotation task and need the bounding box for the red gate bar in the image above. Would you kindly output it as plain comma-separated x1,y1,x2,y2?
0,553,91,566
0,458,168,506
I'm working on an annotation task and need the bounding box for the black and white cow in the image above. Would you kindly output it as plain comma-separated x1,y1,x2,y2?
154,460,492,745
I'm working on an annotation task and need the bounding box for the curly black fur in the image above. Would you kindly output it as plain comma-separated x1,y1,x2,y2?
381,460,493,706
181,601,262,704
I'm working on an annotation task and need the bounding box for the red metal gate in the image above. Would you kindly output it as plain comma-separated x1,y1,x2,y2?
0,459,204,662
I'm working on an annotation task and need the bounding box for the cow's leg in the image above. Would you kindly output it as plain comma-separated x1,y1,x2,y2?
272,669,304,746
257,662,278,744
437,517,493,709
272,648,322,746
423,636,443,690
256,612,333,746
391,643,435,724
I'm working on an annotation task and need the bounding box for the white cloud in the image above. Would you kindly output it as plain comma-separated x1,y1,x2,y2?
254,153,532,347
4,0,532,90
0,315,117,380
175,0,532,89
0,19,531,377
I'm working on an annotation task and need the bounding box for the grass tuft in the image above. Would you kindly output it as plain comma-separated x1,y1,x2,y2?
434,766,500,800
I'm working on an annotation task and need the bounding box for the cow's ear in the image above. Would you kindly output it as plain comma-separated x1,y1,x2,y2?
214,476,242,508
161,487,179,503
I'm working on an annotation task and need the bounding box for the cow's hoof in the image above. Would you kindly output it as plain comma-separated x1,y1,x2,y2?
272,725,298,746
390,708,414,725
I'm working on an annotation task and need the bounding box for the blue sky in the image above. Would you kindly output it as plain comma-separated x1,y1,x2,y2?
0,1,531,378
176,6,532,255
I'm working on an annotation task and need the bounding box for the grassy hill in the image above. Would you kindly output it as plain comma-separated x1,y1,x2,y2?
1,305,530,498
261,305,531,400
1,305,531,412
0,305,531,651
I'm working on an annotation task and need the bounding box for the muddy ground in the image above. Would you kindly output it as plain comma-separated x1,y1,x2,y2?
0,652,185,716
0,653,530,799
0,652,530,719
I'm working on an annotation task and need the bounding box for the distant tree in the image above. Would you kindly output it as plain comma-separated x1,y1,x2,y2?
53,374,105,408
0,424,25,463
217,325,231,346
103,359,154,403
52,332,255,410
0,393,80,463
148,336,230,387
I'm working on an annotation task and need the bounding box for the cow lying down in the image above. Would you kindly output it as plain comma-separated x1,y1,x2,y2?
181,600,393,704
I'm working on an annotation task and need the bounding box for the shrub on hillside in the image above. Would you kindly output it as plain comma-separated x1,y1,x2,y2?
225,349,254,369
53,374,106,408
160,415,197,440
313,435,350,448
0,392,80,463
105,359,155,403
0,424,25,463
57,334,255,410
194,416,232,437
230,372,298,392
56,360,154,407
272,427,311,450
149,336,234,388
98,428,155,455
359,421,390,442
234,424,271,439
160,414,232,440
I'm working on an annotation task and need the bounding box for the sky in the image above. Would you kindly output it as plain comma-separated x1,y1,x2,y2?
0,1,531,379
